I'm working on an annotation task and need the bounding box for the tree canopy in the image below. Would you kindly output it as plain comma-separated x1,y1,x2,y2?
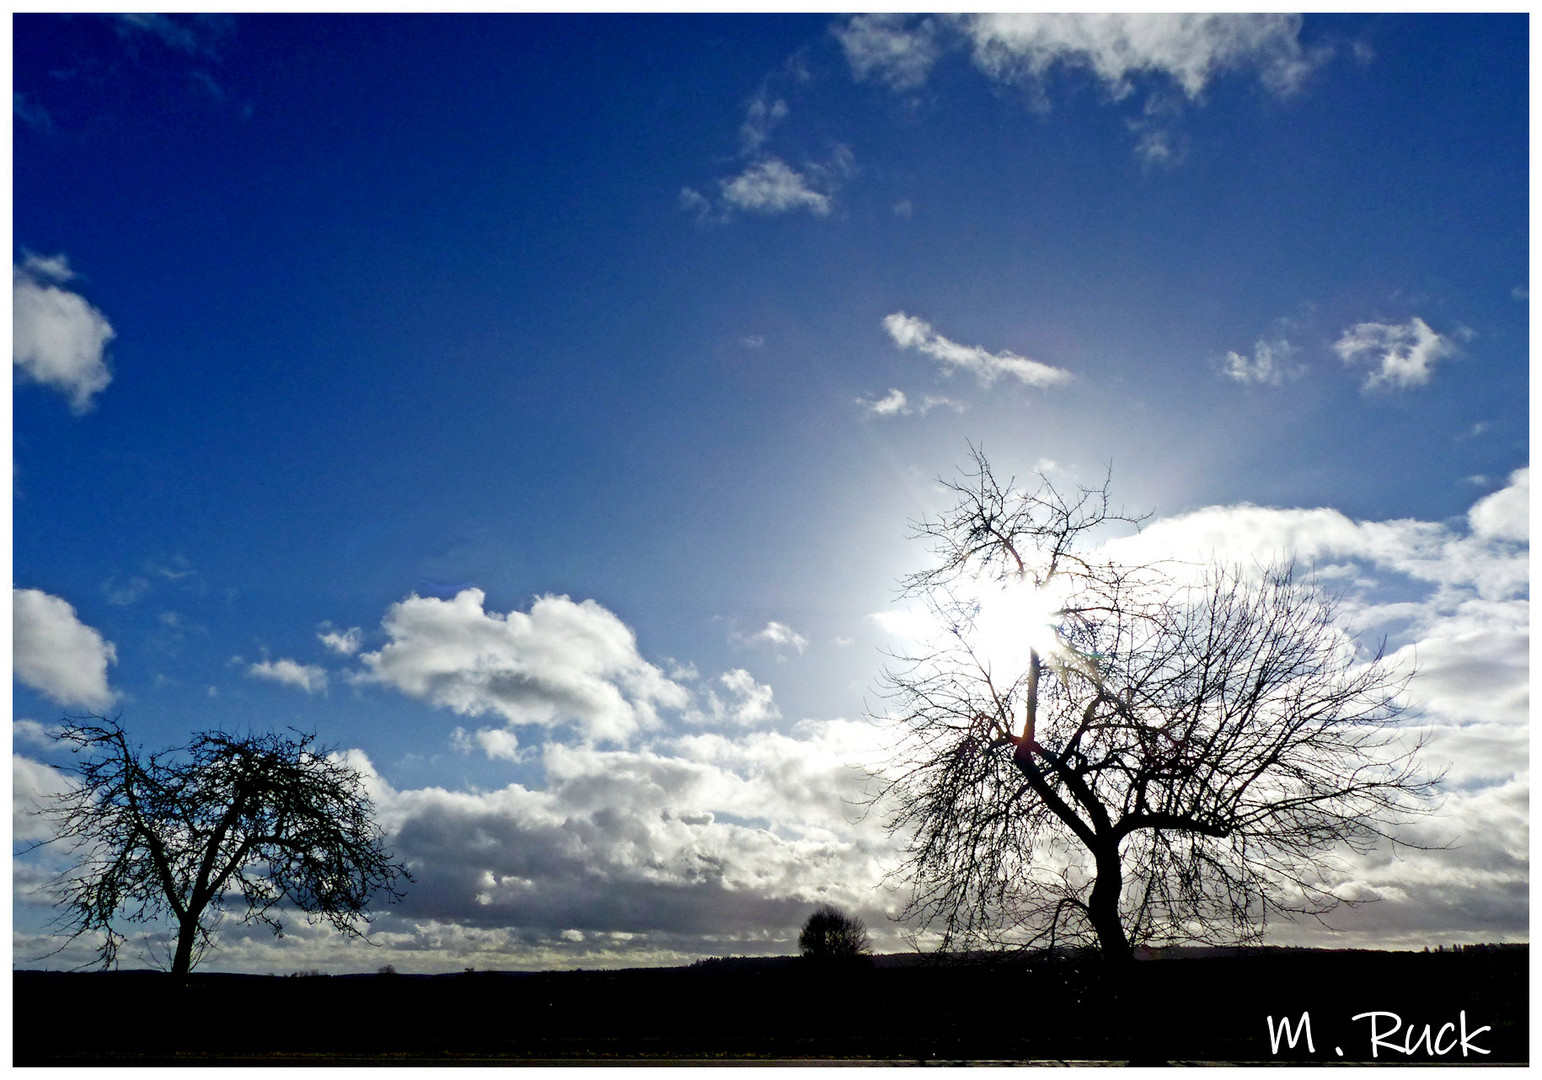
877,450,1437,962
799,903,872,961
36,716,411,976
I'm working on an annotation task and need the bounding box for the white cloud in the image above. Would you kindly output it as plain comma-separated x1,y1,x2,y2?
837,15,1318,164
690,145,855,224
958,13,1315,100
12,719,56,750
13,588,118,710
857,388,965,418
883,312,1072,389
359,589,690,744
720,157,831,217
739,93,788,155
862,388,910,416
13,254,115,414
353,717,898,967
1333,316,1456,390
835,13,943,93
318,625,364,656
687,669,780,728
1467,468,1528,543
839,14,1316,99
1218,334,1300,386
14,754,76,844
453,726,524,762
739,620,809,654
247,658,329,695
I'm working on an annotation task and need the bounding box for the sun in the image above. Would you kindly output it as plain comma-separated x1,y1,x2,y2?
969,575,1072,679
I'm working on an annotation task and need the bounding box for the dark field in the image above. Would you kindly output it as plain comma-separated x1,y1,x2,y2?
13,946,1527,1066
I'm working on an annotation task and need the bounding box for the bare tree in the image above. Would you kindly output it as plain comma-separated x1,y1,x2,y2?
799,904,872,961
34,716,411,976
876,449,1437,964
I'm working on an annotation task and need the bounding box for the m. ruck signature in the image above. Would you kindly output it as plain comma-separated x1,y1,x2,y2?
1267,1010,1491,1060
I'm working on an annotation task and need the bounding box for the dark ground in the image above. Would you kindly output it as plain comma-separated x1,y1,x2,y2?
12,945,1528,1066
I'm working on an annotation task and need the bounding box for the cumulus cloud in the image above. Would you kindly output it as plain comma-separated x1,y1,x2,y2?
351,716,897,968
1467,468,1527,543
884,312,1072,389
318,625,364,656
1099,467,1530,784
841,14,1315,102
958,13,1315,100
13,254,115,414
838,15,1318,164
13,587,118,710
453,726,524,762
14,753,76,844
1333,316,1457,390
687,669,780,728
359,589,690,744
13,719,55,750
247,658,329,695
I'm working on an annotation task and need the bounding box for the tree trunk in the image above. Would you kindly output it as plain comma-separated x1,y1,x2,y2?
171,915,199,978
1088,844,1133,965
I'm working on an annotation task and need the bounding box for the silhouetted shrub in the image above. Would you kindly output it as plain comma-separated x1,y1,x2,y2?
799,904,872,961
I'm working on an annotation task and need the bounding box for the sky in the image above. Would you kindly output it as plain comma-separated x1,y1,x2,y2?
11,13,1530,974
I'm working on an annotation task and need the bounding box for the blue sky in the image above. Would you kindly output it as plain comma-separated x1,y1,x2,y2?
12,13,1529,973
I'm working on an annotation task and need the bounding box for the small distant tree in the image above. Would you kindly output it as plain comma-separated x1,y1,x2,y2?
799,904,872,961
34,716,412,977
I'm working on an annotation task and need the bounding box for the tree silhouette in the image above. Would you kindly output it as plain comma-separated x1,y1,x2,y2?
799,904,872,961
876,449,1437,963
34,716,411,976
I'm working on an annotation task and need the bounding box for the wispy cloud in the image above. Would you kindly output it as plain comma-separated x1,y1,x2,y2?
883,312,1072,389
111,13,232,59
739,92,788,155
720,158,831,217
856,388,965,417
1217,334,1300,386
834,13,944,93
688,147,855,223
247,658,329,695
318,625,364,656
13,587,119,710
686,66,855,223
1333,316,1457,391
13,92,53,134
13,254,115,414
737,620,809,654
